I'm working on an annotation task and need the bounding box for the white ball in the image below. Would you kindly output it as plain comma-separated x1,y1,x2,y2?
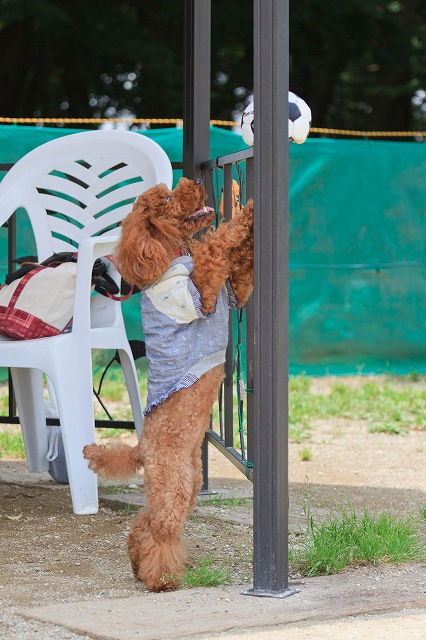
240,92,312,146
288,91,312,144
240,101,254,147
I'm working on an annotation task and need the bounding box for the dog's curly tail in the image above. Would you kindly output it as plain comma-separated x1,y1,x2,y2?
83,442,143,481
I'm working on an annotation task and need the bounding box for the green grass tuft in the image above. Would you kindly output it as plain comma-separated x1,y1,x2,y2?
291,503,425,577
299,448,313,461
183,557,233,588
123,503,137,516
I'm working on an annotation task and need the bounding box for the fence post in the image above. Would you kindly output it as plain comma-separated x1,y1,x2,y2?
183,0,211,180
183,0,211,491
247,0,297,597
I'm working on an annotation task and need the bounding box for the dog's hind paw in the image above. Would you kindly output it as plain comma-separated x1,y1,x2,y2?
82,443,105,473
128,525,185,592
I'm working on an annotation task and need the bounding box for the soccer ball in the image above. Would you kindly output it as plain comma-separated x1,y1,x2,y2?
240,101,255,147
240,92,312,146
288,91,311,144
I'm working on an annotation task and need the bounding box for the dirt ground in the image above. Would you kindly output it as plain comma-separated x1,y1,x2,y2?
0,375,425,619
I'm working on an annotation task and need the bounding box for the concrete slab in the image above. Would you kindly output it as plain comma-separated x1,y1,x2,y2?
18,565,426,640
100,491,323,531
202,610,426,640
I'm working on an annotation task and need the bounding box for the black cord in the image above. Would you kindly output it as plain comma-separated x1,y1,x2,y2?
94,341,146,420
96,354,117,397
93,387,114,421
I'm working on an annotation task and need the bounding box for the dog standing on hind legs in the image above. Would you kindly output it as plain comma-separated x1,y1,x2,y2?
83,177,253,591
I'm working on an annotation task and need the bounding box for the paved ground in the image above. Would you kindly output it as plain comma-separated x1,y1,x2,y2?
15,573,426,640
1,445,425,640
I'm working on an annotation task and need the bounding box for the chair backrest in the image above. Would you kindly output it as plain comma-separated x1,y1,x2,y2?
0,130,173,262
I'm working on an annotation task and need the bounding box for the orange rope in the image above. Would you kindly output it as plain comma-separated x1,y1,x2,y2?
310,127,426,137
0,116,183,125
0,117,424,137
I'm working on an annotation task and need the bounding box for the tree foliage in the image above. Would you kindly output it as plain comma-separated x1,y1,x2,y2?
290,0,426,130
0,1,185,120
0,0,425,131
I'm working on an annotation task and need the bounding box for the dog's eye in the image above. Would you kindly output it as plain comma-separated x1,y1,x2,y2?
166,195,173,202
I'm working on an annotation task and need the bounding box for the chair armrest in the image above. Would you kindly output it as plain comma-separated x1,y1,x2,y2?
71,234,122,337
77,234,121,267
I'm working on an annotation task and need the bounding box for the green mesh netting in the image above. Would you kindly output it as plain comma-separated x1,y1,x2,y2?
289,138,426,375
1,127,425,376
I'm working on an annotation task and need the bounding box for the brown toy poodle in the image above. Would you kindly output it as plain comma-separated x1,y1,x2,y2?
83,177,253,591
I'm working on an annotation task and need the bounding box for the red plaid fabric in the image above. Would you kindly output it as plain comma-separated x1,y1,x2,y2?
0,265,74,340
0,305,61,340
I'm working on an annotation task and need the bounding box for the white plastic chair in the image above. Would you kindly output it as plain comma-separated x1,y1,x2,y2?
0,130,173,514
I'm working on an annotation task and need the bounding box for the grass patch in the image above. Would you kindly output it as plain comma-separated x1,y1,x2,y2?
183,557,233,588
291,503,425,577
198,495,252,508
299,448,313,461
0,388,9,416
2,372,426,455
97,427,126,439
0,430,26,459
98,483,140,495
289,375,426,441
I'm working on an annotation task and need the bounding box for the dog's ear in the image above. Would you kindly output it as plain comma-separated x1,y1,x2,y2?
115,206,181,288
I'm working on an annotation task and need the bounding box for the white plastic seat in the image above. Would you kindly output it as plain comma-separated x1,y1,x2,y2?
0,130,173,514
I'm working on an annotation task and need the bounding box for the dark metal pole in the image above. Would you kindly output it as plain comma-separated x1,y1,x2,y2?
183,0,211,491
183,0,211,180
248,0,297,597
245,157,255,464
223,165,235,449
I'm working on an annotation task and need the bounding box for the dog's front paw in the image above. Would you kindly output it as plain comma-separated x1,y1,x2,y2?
242,199,254,226
200,300,217,316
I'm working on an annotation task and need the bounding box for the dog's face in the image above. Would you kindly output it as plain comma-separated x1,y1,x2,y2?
116,178,216,288
151,178,214,238
139,177,215,237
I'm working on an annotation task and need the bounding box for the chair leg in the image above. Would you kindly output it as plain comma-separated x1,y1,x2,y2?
10,367,49,473
117,348,144,438
49,364,99,515
45,376,59,418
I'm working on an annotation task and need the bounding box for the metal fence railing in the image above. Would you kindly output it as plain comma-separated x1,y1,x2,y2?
201,148,254,482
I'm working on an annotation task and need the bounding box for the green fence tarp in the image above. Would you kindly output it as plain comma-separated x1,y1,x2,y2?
1,127,425,376
0,124,246,187
289,138,426,375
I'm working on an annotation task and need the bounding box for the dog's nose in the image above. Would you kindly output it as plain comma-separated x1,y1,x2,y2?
194,178,203,185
